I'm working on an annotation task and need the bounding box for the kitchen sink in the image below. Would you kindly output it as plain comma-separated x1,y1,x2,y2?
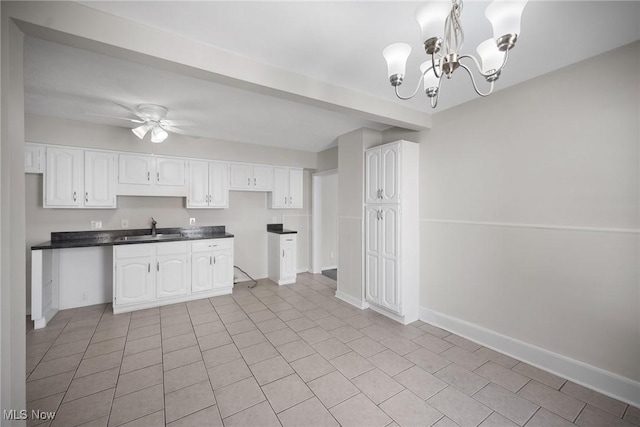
116,233,183,242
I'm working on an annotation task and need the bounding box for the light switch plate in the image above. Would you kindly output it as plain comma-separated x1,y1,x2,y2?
189,218,196,225
91,221,102,230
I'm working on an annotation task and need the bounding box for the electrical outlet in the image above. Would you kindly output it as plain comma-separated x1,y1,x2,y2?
91,221,102,230
189,218,196,225
121,219,129,228
330,252,335,259
81,292,87,301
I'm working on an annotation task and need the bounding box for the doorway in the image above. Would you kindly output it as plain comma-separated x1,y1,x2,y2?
312,169,338,278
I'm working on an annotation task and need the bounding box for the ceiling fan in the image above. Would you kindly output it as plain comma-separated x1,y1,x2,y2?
89,103,189,143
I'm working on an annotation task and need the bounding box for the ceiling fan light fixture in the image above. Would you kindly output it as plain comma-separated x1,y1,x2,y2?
150,125,168,143
132,123,151,139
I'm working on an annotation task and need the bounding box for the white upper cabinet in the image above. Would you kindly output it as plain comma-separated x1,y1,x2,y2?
365,143,399,204
118,154,187,197
271,167,303,209
229,163,273,191
187,160,229,209
84,151,117,208
44,146,83,208
25,143,46,174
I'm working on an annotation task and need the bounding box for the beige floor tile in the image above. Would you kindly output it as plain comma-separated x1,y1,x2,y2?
120,347,162,374
249,310,278,323
197,330,232,351
128,315,160,330
28,353,83,381
346,336,386,358
262,373,314,413
474,347,519,369
266,301,294,312
164,360,208,393
167,405,221,427
341,315,373,330
239,341,279,365
512,362,566,390
518,381,585,422
130,307,159,319
250,355,295,385
91,326,129,344
369,349,415,377
275,308,305,321
624,405,640,426
84,337,126,359
285,317,317,332
312,337,352,360
78,415,108,427
109,384,164,426
255,317,286,333
193,320,226,338
162,332,197,353
215,303,243,314
405,348,451,373
444,334,482,352
379,335,421,356
395,325,427,341
27,392,65,427
314,315,347,331
225,319,257,335
428,386,492,427
304,308,331,320
277,339,316,362
561,381,627,417
27,342,53,360
214,377,266,418
413,333,455,354
308,371,360,408
290,353,335,382
380,389,443,427
330,326,365,343
474,361,529,393
64,367,119,402
123,334,161,356
241,302,269,314
161,312,190,327
189,312,220,328
478,412,518,427
394,365,448,400
75,350,123,378
434,363,489,396
232,329,266,349
163,345,202,371
265,327,299,346
351,368,404,404
223,401,280,427
524,408,577,427
278,397,339,427
41,339,89,362
26,371,74,402
330,351,375,379
120,410,164,427
575,404,635,427
439,346,487,372
219,310,249,325
202,343,241,368
161,322,193,339
115,364,163,398
360,325,396,342
126,324,161,342
330,393,392,427
165,380,216,423
474,383,539,425
52,388,114,427
298,326,333,345
207,357,253,389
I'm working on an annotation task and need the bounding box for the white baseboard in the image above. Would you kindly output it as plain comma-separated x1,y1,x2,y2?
321,265,337,271
420,307,640,408
335,291,369,310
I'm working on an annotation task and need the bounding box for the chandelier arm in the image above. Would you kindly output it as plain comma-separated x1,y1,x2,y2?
459,46,509,78
459,63,494,97
430,72,444,108
431,52,441,79
394,72,426,100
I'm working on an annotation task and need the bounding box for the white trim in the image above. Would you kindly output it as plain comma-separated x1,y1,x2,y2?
419,307,640,407
368,302,418,325
114,287,233,314
335,291,369,310
321,265,337,271
311,170,338,275
421,218,640,235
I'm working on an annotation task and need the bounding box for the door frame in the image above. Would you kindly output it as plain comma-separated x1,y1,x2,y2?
311,169,338,274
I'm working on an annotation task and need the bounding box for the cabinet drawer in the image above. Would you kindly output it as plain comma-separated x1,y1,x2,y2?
115,243,154,259
156,241,188,256
280,235,297,247
191,239,233,253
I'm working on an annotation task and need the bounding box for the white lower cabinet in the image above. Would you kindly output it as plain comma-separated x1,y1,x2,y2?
268,233,297,285
113,238,234,313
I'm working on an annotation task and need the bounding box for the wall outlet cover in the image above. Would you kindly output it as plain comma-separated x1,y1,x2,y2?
121,219,129,228
189,218,196,225
91,221,102,230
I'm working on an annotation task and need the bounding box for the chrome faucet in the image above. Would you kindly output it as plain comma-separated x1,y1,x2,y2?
151,217,157,237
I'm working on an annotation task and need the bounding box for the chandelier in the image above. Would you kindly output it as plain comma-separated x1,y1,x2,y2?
383,0,528,108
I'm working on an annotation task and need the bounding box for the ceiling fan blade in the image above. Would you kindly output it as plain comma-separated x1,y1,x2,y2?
160,124,201,138
113,102,147,121
86,113,145,124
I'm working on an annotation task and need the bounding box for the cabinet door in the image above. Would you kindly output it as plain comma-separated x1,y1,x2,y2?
229,163,252,189
119,154,152,185
272,167,289,208
191,252,213,293
25,144,44,174
365,148,381,204
156,157,185,186
212,250,234,289
288,168,303,208
84,151,116,208
380,144,399,203
280,238,297,280
209,161,229,208
364,206,381,305
45,147,83,207
187,160,209,208
380,206,400,313
253,165,273,191
156,253,189,298
115,256,154,305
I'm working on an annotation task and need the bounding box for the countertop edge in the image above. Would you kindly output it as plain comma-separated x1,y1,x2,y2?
32,233,235,250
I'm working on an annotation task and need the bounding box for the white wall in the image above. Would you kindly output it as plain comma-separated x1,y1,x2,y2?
25,115,315,309
384,42,640,385
320,173,338,269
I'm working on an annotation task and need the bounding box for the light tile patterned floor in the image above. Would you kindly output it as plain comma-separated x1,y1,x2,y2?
25,273,639,427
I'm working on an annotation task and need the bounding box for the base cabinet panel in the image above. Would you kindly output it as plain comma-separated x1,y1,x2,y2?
268,233,297,285
156,254,189,298
115,256,155,305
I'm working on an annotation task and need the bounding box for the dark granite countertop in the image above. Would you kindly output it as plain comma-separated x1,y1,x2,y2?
32,226,233,250
267,224,297,235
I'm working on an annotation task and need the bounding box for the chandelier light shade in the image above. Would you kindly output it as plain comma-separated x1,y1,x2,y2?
383,0,529,108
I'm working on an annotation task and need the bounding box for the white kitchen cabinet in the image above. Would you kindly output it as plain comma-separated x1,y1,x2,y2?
229,163,273,191
365,143,399,204
156,157,185,186
364,140,419,325
115,256,155,305
119,154,153,185
268,233,297,285
187,160,229,208
25,143,45,174
118,154,187,196
156,253,189,298
44,146,83,208
271,167,303,209
191,239,234,293
84,151,117,208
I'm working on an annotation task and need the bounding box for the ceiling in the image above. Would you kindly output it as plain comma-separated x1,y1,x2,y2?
24,1,640,152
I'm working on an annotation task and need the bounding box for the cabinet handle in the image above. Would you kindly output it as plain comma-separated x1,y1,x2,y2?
210,256,212,265
289,196,292,205
254,177,256,186
247,177,250,186
282,250,285,257
284,196,287,204
286,239,293,242
157,172,159,182
73,191,77,202
147,171,150,181
213,257,216,265
85,192,88,203
157,262,159,272
148,263,150,273
208,244,218,248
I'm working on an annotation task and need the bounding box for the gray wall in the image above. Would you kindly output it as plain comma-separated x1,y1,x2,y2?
316,146,338,172
320,172,338,269
383,42,640,382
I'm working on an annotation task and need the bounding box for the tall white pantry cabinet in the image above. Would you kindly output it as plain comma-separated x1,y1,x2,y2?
364,140,419,324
